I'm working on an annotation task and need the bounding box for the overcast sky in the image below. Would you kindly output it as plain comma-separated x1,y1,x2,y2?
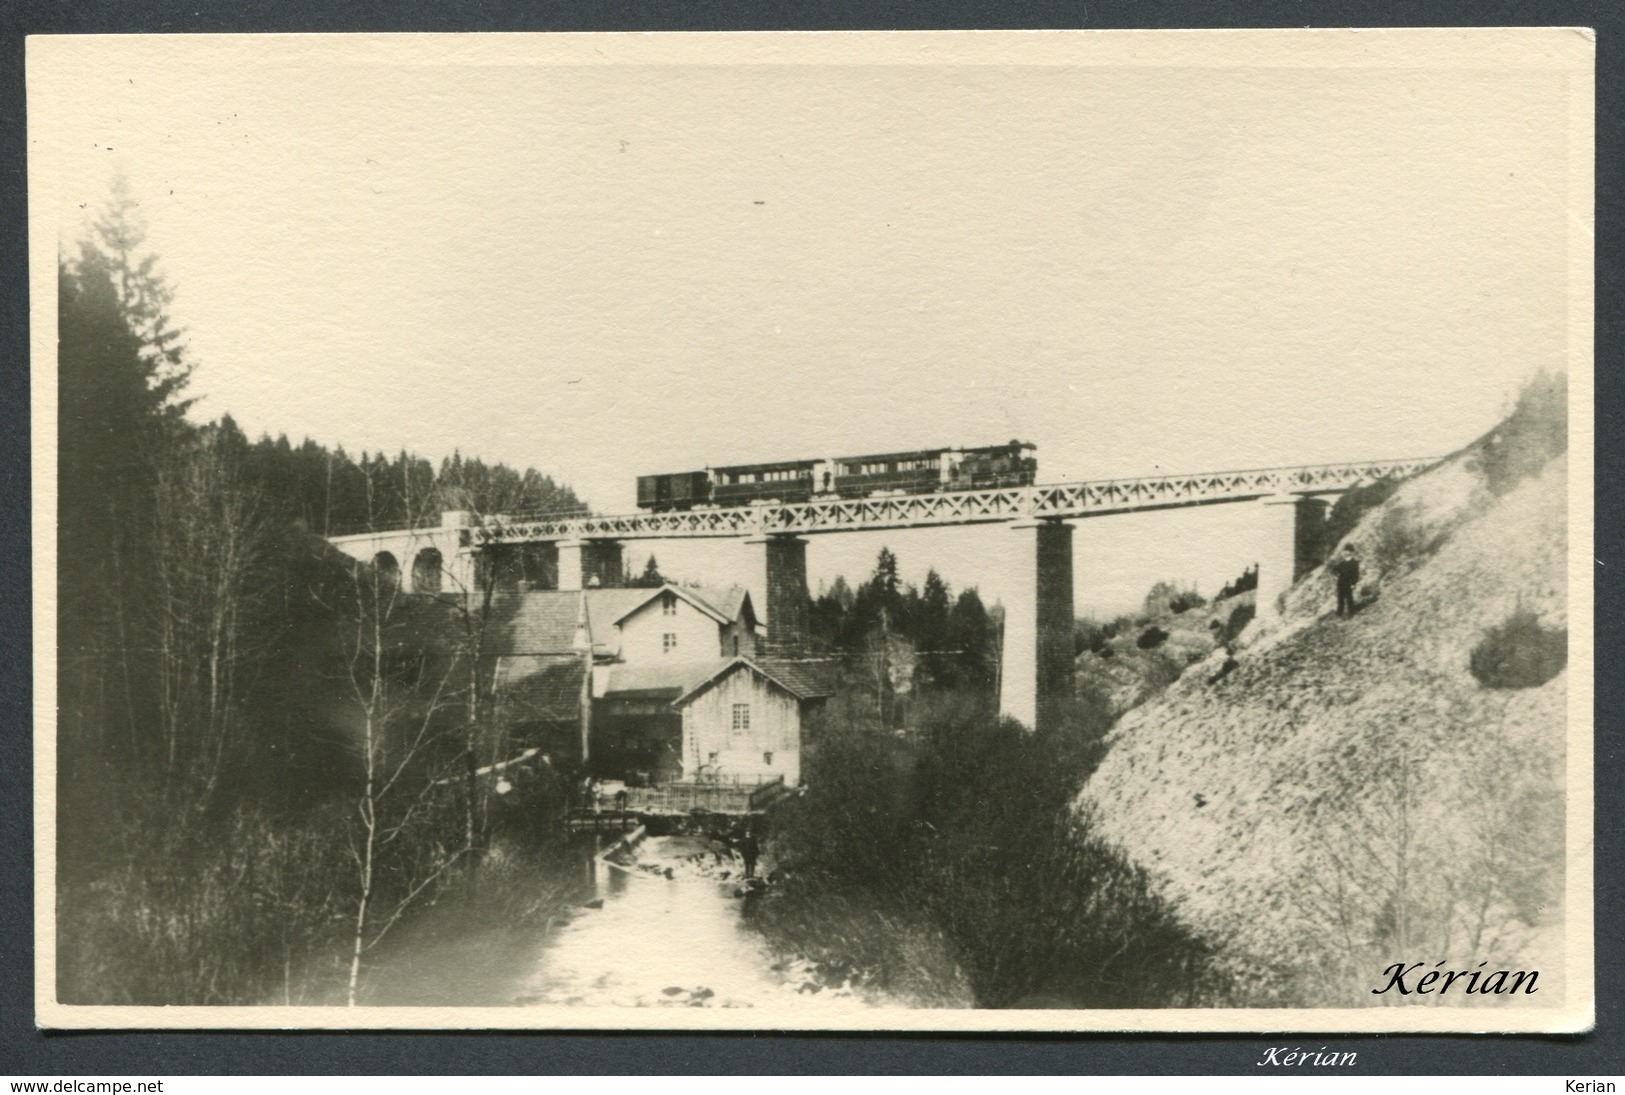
33,33,1580,615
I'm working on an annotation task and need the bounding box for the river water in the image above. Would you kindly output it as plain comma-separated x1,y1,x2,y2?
365,833,901,1011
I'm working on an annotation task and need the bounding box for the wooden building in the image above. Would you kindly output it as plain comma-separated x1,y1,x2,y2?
671,658,836,788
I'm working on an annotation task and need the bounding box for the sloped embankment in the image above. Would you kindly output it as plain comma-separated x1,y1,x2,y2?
1076,443,1568,1007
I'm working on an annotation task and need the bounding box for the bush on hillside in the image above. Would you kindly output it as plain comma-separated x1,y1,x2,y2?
1170,591,1207,615
1370,504,1439,578
1218,603,1255,645
1075,619,1110,656
762,690,1225,1007
1144,580,1206,618
1216,565,1258,601
1469,608,1567,689
1137,626,1170,650
1319,479,1401,562
1474,371,1567,497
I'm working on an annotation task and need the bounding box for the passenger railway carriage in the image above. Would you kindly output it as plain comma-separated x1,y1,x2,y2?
636,442,1037,512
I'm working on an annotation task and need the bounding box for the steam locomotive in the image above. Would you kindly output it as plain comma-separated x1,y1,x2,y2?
636,441,1038,512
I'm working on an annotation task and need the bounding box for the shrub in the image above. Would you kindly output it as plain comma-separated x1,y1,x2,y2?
1168,590,1207,615
763,687,1226,1007
56,803,354,1005
1074,619,1110,656
1370,503,1437,578
1474,371,1567,496
1137,626,1170,650
1216,565,1257,600
1470,608,1567,689
1144,580,1206,618
1320,479,1400,562
1219,603,1255,644
1138,649,1186,692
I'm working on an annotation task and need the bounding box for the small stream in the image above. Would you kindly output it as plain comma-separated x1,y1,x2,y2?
365,832,901,1010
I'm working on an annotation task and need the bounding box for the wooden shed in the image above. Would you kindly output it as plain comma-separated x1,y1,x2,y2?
671,657,835,789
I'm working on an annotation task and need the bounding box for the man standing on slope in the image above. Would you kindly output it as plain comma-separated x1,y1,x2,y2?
1332,544,1361,618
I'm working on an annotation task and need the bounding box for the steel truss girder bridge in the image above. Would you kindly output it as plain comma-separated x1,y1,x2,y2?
471,457,1439,544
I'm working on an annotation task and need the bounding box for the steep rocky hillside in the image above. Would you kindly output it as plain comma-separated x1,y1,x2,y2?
1075,590,1255,720
1076,398,1569,1007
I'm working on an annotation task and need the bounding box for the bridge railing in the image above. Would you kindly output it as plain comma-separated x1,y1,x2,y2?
395,457,1443,544
622,776,785,815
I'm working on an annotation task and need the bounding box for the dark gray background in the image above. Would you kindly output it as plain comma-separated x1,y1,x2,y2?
1,0,1618,1075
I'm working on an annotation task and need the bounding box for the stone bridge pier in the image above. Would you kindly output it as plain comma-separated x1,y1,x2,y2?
999,519,1075,733
558,538,625,591
746,534,810,654
1256,493,1331,616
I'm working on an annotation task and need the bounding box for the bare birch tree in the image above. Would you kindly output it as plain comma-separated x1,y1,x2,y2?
432,466,554,868
150,426,269,803
331,488,467,1005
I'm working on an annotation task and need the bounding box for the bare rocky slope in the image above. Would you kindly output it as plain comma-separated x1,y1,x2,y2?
1076,422,1569,1007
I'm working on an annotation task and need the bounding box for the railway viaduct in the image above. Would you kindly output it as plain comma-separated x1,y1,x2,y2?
327,457,1434,731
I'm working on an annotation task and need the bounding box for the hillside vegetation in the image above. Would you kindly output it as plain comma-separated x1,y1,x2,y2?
1075,585,1257,721
1076,377,1569,1006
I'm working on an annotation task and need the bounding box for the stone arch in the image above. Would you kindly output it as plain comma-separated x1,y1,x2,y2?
412,547,444,594
372,551,400,584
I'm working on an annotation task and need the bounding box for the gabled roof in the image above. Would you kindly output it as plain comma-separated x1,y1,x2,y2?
493,655,587,720
671,656,838,707
609,583,755,627
486,585,756,658
488,588,646,656
611,584,728,626
688,585,756,627
753,657,839,700
490,592,581,655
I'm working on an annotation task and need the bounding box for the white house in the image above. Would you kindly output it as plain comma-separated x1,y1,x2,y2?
489,583,762,780
489,583,758,667
609,585,758,664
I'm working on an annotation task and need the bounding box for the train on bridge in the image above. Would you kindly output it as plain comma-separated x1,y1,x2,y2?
636,441,1038,512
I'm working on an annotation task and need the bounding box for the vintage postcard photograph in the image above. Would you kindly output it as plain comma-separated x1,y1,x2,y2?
27,29,1593,1032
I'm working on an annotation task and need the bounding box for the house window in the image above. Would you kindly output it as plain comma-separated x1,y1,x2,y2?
731,703,751,735
662,592,677,616
763,751,774,766
662,632,678,653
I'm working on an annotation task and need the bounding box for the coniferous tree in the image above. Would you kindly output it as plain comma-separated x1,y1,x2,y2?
947,588,996,690
917,568,954,686
85,174,194,422
58,215,197,776
636,554,664,588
